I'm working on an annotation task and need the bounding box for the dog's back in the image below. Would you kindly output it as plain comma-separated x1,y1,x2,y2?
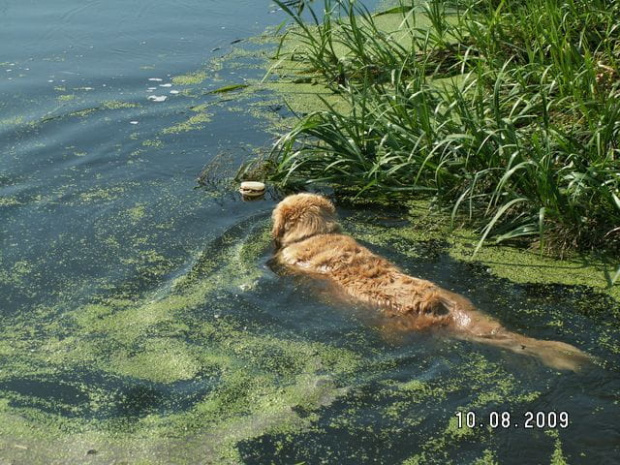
279,233,453,328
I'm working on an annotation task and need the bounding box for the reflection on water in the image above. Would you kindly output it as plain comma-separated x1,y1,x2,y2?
0,0,619,464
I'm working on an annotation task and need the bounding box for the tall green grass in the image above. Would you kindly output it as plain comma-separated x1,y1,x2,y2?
261,0,620,259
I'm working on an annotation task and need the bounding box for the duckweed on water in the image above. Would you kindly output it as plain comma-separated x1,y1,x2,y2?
1,204,618,463
0,197,22,207
78,185,130,204
56,94,76,102
0,218,366,463
127,203,147,222
101,100,140,110
171,71,208,86
161,110,213,135
141,138,164,148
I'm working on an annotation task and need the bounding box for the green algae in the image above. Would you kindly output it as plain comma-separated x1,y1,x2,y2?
127,203,147,222
63,100,139,121
547,430,570,465
101,100,139,110
261,78,349,115
397,352,546,464
0,216,363,463
0,260,35,287
0,197,22,207
473,449,499,465
0,116,25,127
142,138,163,148
68,107,97,118
57,94,76,102
2,152,614,465
161,111,213,135
78,185,129,204
172,71,208,86
109,338,202,383
250,8,449,117
448,238,619,300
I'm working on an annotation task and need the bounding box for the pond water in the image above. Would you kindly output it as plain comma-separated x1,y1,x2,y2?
1,0,619,464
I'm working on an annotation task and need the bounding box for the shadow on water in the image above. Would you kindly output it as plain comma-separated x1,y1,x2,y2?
0,369,219,420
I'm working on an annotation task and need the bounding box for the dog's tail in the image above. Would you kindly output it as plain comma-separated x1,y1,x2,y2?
459,332,592,372
438,290,593,372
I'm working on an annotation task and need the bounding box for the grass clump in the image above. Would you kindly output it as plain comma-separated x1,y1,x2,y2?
258,0,620,261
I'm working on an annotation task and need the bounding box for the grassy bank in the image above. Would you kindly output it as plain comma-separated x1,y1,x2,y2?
257,0,619,264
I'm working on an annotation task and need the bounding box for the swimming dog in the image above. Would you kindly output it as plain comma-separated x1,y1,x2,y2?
272,193,591,371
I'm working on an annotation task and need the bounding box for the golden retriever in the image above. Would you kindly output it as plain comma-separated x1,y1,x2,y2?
272,193,591,371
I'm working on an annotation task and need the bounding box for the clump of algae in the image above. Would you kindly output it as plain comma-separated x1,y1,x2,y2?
161,110,213,135
172,71,208,86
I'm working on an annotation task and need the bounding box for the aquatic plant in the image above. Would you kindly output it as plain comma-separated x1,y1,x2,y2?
264,0,620,256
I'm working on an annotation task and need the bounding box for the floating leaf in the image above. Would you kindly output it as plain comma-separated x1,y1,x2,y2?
207,83,249,94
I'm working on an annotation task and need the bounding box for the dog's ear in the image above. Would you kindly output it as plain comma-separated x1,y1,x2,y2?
271,204,288,250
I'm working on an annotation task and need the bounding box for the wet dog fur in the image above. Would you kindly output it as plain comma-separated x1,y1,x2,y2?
272,193,591,371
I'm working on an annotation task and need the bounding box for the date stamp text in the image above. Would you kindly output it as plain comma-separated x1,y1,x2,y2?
455,411,569,429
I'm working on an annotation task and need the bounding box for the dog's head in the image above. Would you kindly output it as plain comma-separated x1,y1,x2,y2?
272,193,341,250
